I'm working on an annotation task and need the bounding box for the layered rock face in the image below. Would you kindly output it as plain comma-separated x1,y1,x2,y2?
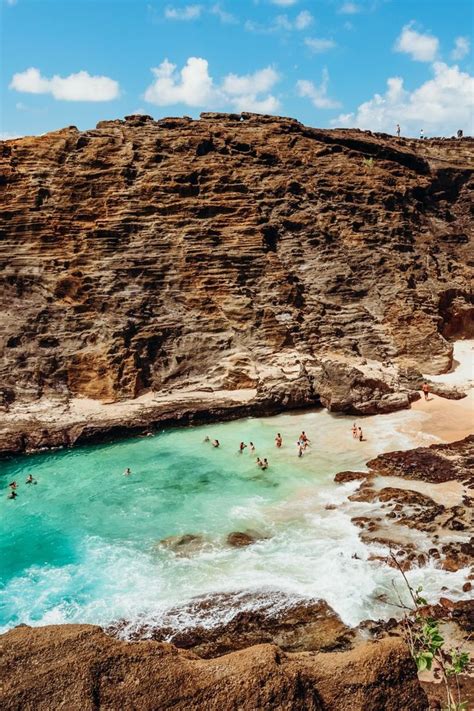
0,113,473,449
0,624,427,711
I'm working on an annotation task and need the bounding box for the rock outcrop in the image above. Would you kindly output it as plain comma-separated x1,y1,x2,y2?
0,623,428,710
336,435,474,574
1,114,473,452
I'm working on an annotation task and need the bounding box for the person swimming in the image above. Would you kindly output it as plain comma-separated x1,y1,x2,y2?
239,442,247,453
358,427,364,442
299,431,310,446
249,442,255,453
352,423,358,439
25,474,35,484
275,433,282,448
256,457,263,468
203,436,210,442
8,481,17,489
298,444,304,458
8,490,18,499
261,458,269,470
123,467,131,476
212,439,220,448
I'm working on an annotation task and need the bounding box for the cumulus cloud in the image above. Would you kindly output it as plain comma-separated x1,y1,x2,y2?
331,62,474,136
9,67,120,101
451,36,470,60
305,37,337,53
339,2,360,13
164,4,202,20
296,69,341,109
144,57,280,113
395,23,439,62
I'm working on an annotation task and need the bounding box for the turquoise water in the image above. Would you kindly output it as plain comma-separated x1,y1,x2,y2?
0,407,470,634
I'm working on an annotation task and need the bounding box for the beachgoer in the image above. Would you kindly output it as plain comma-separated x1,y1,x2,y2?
396,123,400,138
352,423,358,439
256,457,263,468
249,442,255,453
239,442,247,453
25,474,35,484
299,431,310,445
358,427,364,442
275,433,282,448
422,382,430,401
298,444,304,458
203,436,210,442
262,458,269,470
8,481,17,489
123,467,131,476
8,490,18,499
212,439,220,448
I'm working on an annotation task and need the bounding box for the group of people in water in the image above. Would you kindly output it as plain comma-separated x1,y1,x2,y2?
201,425,366,469
6,474,37,499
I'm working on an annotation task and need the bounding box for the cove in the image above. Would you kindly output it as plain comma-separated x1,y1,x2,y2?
1,343,472,636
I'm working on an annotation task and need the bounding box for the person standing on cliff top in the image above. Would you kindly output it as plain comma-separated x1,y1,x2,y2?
420,128,424,139
396,123,400,138
422,382,430,400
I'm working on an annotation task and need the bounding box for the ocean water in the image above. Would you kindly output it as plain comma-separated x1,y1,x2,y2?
1,391,471,636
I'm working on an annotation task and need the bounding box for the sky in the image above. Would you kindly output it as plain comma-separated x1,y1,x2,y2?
1,0,473,139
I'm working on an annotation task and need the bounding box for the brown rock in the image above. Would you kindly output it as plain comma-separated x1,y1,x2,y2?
1,120,473,453
226,531,256,547
0,624,428,711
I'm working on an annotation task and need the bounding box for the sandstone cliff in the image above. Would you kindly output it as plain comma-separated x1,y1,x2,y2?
0,113,473,452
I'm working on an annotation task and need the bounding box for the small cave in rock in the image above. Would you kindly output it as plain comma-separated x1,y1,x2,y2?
438,289,474,339
262,224,280,252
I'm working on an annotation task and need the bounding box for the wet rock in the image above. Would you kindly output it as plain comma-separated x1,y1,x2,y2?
226,531,257,547
158,533,205,555
462,581,472,592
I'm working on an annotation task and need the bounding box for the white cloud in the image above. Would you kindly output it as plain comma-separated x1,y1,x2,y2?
222,67,279,96
6,0,18,5
395,23,439,62
270,0,298,5
305,37,337,53
294,10,312,30
164,4,202,20
9,67,120,101
250,10,313,32
144,57,280,113
211,3,238,24
451,36,470,61
0,131,21,140
144,58,214,106
331,62,474,136
296,69,341,109
339,2,360,13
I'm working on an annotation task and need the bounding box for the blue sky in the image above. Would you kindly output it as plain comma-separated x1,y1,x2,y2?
1,0,472,139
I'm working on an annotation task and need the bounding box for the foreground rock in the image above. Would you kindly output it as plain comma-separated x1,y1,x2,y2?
0,624,427,710
1,117,473,454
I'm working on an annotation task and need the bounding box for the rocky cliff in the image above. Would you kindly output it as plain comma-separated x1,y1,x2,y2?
0,624,427,711
1,113,473,452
